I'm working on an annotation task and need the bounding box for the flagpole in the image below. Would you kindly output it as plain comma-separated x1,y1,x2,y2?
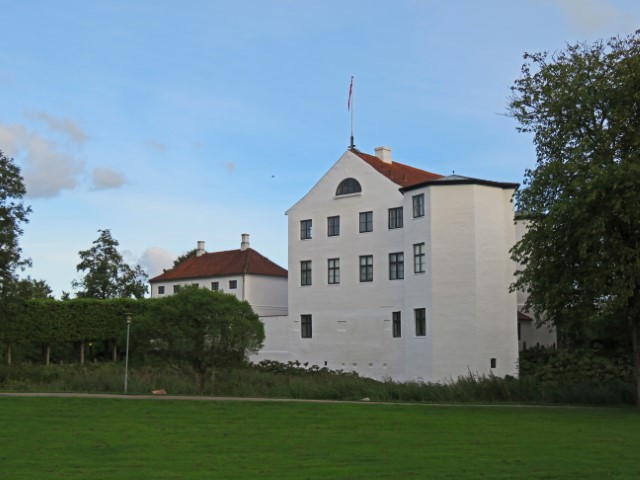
349,76,355,149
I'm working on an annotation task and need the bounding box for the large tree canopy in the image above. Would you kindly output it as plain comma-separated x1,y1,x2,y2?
509,31,640,405
72,229,148,299
0,150,31,298
141,286,264,393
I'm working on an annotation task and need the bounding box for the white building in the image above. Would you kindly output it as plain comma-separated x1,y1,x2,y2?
273,146,521,381
149,234,288,318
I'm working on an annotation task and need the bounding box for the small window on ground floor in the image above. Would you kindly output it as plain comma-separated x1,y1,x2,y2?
301,314,312,338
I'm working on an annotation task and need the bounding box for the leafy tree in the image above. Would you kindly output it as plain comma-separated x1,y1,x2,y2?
508,32,640,406
14,277,53,299
72,229,149,299
141,286,264,393
0,150,31,298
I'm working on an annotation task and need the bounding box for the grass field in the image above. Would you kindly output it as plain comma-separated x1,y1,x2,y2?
0,396,638,479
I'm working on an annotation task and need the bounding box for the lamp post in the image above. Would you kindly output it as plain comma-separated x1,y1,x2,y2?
124,313,132,394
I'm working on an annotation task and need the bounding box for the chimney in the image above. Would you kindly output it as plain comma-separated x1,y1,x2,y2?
241,233,250,251
196,241,205,257
374,146,392,164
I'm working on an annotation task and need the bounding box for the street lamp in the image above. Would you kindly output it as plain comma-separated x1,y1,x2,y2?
124,313,132,394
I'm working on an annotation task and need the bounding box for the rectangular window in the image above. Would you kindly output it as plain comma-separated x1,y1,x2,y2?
388,207,403,229
327,216,340,236
412,194,425,218
301,314,312,338
157,286,165,295
491,358,497,369
389,252,404,280
173,285,181,293
301,260,312,286
414,243,425,273
392,311,401,338
211,281,219,291
359,211,373,233
328,258,340,284
300,219,312,239
415,308,426,336
359,255,373,282
229,280,237,289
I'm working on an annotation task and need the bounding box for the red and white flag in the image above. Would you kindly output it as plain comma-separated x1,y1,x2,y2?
348,77,353,110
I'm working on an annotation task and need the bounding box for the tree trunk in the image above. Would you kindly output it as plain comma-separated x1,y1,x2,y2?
195,370,205,394
79,340,85,366
6,344,11,366
211,368,216,395
632,324,640,409
112,341,117,362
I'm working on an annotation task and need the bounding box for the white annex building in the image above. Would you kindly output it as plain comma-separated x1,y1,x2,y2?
152,146,555,382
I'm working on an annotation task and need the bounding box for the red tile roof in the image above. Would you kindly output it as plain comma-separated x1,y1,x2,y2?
150,248,287,283
351,148,443,187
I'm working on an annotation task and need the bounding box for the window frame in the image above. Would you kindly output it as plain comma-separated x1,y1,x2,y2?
300,219,312,240
389,252,404,280
301,314,313,338
388,207,403,229
327,215,340,237
392,311,401,338
328,258,340,285
359,255,373,282
415,308,426,336
211,281,219,291
173,285,181,293
157,285,165,295
300,260,312,286
229,280,237,290
336,178,362,196
359,211,373,233
414,242,425,273
412,193,425,218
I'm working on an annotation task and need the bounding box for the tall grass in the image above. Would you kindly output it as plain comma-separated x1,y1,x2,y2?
0,360,634,406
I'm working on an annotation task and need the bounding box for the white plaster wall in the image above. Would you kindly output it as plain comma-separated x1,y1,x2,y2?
244,275,288,317
251,315,291,363
150,275,245,300
428,184,518,380
285,150,408,378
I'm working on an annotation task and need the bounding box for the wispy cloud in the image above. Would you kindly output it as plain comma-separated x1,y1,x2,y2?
0,122,84,198
91,167,127,190
146,139,166,152
24,110,88,144
547,0,637,36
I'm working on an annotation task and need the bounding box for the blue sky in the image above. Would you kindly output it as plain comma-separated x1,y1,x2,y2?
1,0,638,297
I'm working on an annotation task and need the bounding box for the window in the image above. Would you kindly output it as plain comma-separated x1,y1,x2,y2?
211,281,219,291
359,211,373,233
392,311,401,338
157,286,165,295
192,283,199,287
301,260,312,286
301,314,312,338
359,255,373,282
388,207,403,229
336,178,362,195
327,216,340,236
412,194,425,218
415,308,426,336
173,285,181,293
389,252,404,280
328,258,340,284
414,243,425,273
229,280,237,289
490,358,497,369
300,219,312,239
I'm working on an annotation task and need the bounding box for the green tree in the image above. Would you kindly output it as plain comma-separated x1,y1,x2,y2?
142,286,264,393
508,32,640,406
72,229,149,299
0,150,31,298
14,277,53,299
163,248,196,273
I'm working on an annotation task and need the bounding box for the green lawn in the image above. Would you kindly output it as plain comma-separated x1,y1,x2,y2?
0,397,638,479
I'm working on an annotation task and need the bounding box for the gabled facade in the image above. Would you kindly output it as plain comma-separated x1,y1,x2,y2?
149,234,288,318
278,147,520,381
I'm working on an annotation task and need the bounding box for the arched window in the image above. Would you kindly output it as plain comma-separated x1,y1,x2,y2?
336,178,362,196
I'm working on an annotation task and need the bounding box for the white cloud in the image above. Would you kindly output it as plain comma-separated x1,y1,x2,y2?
138,247,176,278
0,122,84,198
24,110,88,144
548,0,636,35
91,167,127,190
